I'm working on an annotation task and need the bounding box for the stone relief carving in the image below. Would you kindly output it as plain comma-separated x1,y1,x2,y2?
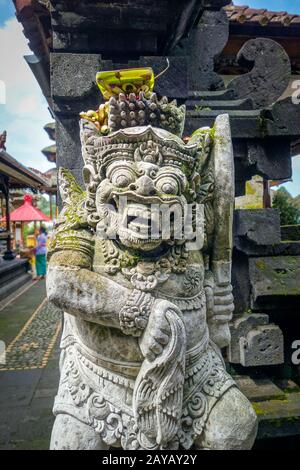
47,86,257,450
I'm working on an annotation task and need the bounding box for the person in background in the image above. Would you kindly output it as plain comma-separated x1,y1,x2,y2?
35,226,47,280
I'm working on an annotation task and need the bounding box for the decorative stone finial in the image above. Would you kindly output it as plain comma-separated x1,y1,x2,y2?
0,130,7,150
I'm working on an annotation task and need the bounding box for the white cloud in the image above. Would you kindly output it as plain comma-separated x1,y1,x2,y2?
0,79,5,104
15,94,41,116
0,17,53,173
292,154,300,171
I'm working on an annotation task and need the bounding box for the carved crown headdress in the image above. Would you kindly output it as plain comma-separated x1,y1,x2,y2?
81,124,199,175
79,66,211,178
80,66,186,138
79,66,213,226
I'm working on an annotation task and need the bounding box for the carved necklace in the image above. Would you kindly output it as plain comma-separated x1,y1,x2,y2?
100,239,189,292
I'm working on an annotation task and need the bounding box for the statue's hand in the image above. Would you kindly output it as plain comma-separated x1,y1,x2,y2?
213,284,234,323
206,283,234,349
209,322,231,349
139,300,180,362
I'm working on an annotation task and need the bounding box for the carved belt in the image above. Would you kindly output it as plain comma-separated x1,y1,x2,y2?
73,338,142,379
160,289,206,312
186,326,209,369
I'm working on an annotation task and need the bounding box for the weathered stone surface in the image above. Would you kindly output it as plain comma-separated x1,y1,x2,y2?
51,54,104,100
129,57,188,99
246,138,292,182
50,0,170,56
254,392,300,440
249,256,300,309
227,38,291,109
228,313,269,363
240,325,284,367
55,116,84,207
55,118,82,169
186,97,253,111
232,250,251,314
234,239,300,258
51,53,188,112
274,379,300,393
262,96,300,139
0,259,31,302
228,313,284,366
173,9,229,91
185,116,293,194
185,105,300,140
51,53,110,114
232,214,300,315
50,0,230,55
233,138,292,197
234,209,281,247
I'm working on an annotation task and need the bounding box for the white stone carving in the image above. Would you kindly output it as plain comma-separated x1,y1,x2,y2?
47,107,257,450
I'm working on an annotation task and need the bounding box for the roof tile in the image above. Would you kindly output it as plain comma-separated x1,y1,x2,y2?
225,4,300,27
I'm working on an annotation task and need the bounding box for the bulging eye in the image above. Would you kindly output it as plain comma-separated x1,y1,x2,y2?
156,177,179,195
111,169,135,188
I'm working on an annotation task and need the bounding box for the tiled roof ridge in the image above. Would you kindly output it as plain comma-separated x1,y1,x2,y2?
225,4,300,26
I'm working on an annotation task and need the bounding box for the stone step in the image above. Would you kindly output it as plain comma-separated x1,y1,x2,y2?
0,273,32,302
274,379,300,393
234,375,300,439
0,259,32,302
254,393,300,439
186,98,254,111
235,375,286,402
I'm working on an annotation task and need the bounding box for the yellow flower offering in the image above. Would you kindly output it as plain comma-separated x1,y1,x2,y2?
80,102,109,133
96,67,154,99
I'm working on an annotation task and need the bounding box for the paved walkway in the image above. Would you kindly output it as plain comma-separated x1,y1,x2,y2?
0,281,61,450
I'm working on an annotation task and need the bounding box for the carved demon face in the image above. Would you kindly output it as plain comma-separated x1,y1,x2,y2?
94,128,196,252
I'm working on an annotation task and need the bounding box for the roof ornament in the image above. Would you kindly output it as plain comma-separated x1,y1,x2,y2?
0,130,7,150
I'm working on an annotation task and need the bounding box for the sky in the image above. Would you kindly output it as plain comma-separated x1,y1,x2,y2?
0,0,300,195
234,0,300,13
0,1,53,173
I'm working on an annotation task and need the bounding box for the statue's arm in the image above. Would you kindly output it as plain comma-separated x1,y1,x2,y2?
47,250,175,357
47,250,133,328
201,114,234,349
204,265,234,349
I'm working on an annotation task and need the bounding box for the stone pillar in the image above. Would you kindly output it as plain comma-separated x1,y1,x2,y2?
0,176,15,260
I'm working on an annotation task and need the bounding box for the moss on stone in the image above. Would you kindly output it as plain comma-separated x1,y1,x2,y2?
210,126,216,141
194,105,212,112
258,116,268,138
255,259,266,270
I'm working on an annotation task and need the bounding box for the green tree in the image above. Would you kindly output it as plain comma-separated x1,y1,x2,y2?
294,195,300,209
36,195,50,217
272,187,300,225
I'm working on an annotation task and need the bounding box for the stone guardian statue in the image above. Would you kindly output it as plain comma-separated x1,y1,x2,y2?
47,84,257,450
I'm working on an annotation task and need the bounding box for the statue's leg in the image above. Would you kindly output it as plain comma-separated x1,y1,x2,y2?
194,387,257,450
50,414,109,450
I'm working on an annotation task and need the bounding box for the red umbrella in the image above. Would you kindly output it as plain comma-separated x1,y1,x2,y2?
1,194,51,222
